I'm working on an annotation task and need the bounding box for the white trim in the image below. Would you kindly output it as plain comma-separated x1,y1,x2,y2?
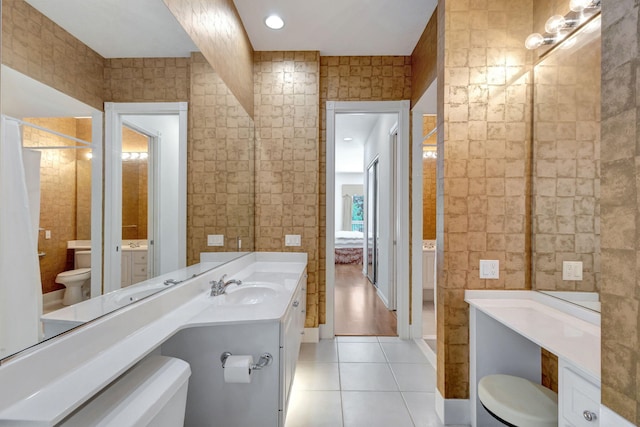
601,405,635,427
414,338,436,369
376,287,389,307
301,328,319,343
411,109,425,339
319,323,334,340
325,100,411,339
90,110,103,299
103,102,187,294
436,389,471,426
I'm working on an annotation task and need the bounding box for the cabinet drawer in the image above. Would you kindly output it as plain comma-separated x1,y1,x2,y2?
132,251,147,264
561,366,600,426
132,264,147,276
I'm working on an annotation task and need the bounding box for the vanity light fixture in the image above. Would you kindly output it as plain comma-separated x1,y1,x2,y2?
265,14,284,30
121,152,148,161
525,0,600,50
423,151,437,159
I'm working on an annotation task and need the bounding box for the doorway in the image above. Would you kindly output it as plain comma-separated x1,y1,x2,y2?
325,100,412,339
104,102,187,294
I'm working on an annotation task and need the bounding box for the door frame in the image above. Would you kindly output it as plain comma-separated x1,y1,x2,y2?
324,100,413,339
104,102,187,294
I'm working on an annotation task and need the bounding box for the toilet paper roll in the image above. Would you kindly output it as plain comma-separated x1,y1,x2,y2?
223,355,253,383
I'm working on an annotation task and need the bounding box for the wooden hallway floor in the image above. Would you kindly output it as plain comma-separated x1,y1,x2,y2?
334,264,397,336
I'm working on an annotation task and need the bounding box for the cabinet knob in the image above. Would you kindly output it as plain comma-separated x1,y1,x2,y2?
583,410,597,422
293,301,299,307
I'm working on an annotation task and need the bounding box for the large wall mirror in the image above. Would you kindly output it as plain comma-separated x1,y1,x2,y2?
0,0,256,361
531,16,601,311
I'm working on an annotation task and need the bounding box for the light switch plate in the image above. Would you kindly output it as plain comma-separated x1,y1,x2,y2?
479,260,499,279
562,261,583,281
207,234,224,247
285,234,301,246
45,230,51,239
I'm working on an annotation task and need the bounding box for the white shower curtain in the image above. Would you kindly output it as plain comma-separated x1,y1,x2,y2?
0,118,42,359
342,194,352,231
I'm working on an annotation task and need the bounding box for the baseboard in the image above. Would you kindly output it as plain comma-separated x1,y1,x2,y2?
319,324,334,340
302,328,319,343
42,289,64,308
376,287,390,308
414,338,436,369
436,389,470,426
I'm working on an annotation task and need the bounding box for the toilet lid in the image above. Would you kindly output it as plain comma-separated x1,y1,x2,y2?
57,268,91,278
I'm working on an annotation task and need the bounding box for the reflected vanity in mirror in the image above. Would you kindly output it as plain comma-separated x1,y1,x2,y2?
531,15,601,312
0,1,256,361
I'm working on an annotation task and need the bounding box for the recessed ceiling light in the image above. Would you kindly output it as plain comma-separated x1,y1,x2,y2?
343,137,353,142
265,14,284,30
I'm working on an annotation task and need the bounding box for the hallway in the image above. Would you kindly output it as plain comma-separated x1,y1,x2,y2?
334,264,397,336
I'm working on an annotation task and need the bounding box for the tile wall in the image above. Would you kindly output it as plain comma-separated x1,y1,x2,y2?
422,115,437,240
1,0,105,110
254,51,320,327
319,55,412,323
75,119,92,240
187,52,255,262
163,0,254,117
532,29,601,292
23,118,78,294
437,0,534,398
412,10,438,107
600,1,640,423
121,128,149,240
104,58,190,103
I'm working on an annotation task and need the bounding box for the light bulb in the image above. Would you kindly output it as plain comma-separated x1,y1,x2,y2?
121,152,130,160
569,0,591,12
86,152,93,160
265,14,284,30
525,33,544,50
140,152,149,160
545,15,566,33
130,152,140,160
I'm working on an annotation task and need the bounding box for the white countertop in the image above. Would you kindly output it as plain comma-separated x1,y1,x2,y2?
465,290,600,380
0,252,308,426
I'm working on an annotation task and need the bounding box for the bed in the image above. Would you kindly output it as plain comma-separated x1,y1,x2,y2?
334,230,365,264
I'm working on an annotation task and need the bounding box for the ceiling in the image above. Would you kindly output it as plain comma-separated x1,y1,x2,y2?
335,114,394,173
24,0,437,58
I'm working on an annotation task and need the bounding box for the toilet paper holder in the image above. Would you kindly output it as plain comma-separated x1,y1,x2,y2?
220,352,273,370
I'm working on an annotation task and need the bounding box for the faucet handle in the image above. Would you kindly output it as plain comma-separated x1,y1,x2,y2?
219,274,227,283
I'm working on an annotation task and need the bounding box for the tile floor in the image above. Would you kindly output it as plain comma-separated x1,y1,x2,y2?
285,336,452,427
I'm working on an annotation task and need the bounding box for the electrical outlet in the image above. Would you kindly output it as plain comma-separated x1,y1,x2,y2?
479,260,499,279
285,234,301,246
207,234,224,247
562,261,583,281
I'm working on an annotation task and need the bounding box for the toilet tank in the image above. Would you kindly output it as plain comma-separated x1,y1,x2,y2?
60,356,191,427
75,250,91,269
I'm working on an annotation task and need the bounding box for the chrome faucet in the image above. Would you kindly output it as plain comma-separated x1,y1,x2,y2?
210,274,243,296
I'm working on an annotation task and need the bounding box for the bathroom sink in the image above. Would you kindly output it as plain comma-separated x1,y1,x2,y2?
110,284,165,306
222,282,283,305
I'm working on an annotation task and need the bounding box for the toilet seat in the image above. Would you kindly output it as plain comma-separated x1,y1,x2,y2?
56,268,91,279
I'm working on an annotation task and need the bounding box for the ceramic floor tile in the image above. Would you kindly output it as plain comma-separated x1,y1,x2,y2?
390,363,436,392
292,362,340,391
337,336,380,343
402,392,444,427
339,363,398,391
285,390,343,427
337,342,386,363
377,336,404,343
341,391,414,427
298,340,338,362
381,341,429,363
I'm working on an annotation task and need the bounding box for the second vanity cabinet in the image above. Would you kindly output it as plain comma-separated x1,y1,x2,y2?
121,249,148,287
559,359,601,426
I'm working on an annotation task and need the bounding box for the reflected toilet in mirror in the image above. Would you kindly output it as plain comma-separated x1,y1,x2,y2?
55,250,91,306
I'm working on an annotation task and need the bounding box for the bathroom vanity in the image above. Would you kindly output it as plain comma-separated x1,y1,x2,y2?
0,252,307,426
466,290,601,427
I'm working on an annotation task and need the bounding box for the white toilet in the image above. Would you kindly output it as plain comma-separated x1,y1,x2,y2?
55,250,91,306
